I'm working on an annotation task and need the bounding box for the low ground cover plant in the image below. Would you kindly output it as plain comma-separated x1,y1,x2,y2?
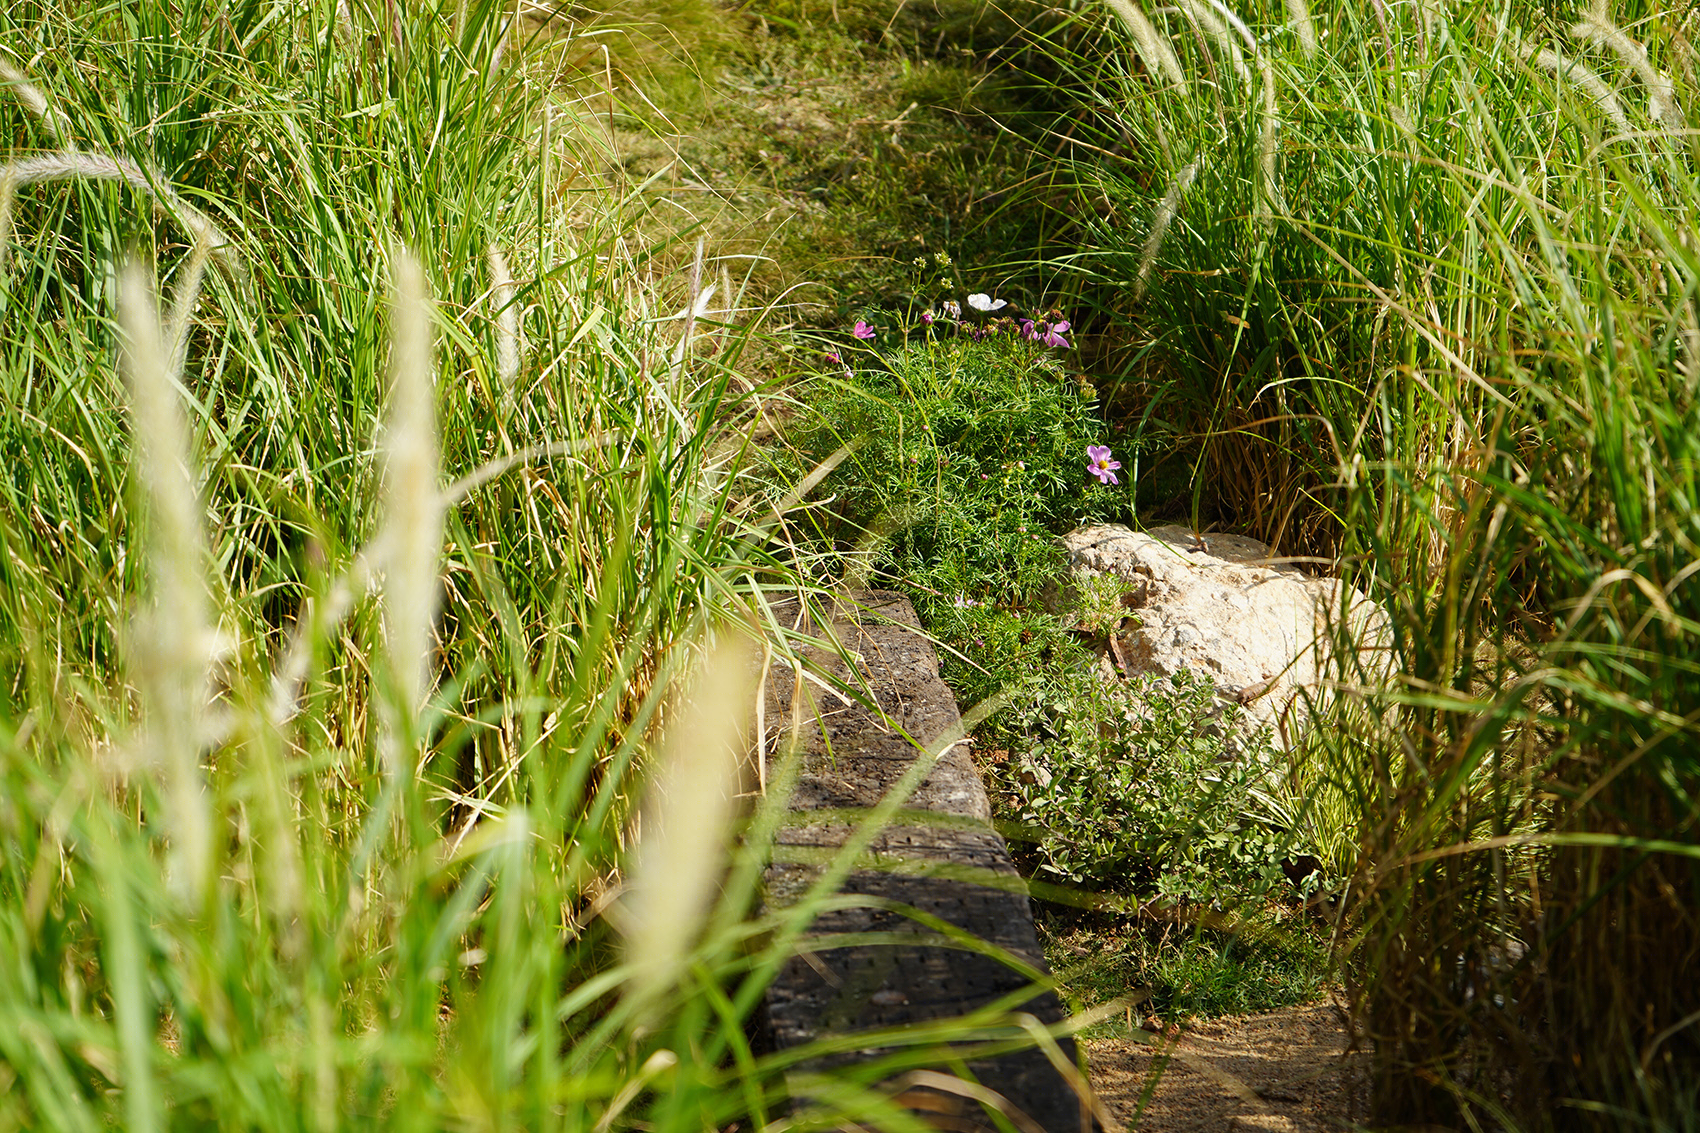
998,669,1292,908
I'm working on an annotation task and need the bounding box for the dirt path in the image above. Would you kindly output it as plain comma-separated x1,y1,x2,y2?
1084,1000,1370,1132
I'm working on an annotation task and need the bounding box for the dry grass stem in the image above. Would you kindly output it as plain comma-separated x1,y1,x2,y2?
120,262,216,906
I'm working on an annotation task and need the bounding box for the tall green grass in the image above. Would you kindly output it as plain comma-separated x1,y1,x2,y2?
1062,0,1699,1125
0,2,1100,1128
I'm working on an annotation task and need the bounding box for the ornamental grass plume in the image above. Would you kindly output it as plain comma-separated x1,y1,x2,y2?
377,248,443,746
1530,45,1632,135
1193,0,1281,216
1175,0,1250,84
488,242,520,418
120,262,216,907
1285,0,1316,58
1573,3,1684,132
622,631,758,1016
0,151,235,265
1103,0,1186,89
1137,161,1198,299
0,55,70,142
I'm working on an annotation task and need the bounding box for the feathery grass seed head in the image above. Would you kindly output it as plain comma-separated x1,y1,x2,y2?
1573,11,1684,132
120,261,216,906
622,632,758,1015
1104,0,1186,89
1285,0,1316,58
378,248,443,728
1137,161,1199,299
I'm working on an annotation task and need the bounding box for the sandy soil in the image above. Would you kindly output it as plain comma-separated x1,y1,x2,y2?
1084,999,1371,1132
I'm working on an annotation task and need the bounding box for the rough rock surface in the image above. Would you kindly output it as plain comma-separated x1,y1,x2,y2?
759,592,1088,1133
1060,525,1387,746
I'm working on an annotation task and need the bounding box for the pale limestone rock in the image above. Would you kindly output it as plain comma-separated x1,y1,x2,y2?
1061,523,1388,746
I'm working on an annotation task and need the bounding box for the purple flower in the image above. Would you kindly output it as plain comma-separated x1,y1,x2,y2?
1087,444,1121,486
921,310,935,326
1020,318,1039,341
824,350,842,364
853,320,877,340
1042,320,1071,349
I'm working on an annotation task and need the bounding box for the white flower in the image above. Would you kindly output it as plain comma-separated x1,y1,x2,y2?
967,293,1006,312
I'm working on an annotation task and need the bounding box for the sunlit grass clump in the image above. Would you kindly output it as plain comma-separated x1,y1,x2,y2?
0,2,824,1127
1057,0,1700,1126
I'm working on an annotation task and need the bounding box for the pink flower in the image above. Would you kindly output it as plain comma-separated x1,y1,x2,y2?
1042,320,1071,349
853,320,877,340
824,350,842,364
921,310,936,325
1087,444,1121,485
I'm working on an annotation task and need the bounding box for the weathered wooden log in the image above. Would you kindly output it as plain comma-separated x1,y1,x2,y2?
759,591,1088,1133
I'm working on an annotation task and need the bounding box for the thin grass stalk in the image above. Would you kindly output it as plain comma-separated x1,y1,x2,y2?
120,261,215,907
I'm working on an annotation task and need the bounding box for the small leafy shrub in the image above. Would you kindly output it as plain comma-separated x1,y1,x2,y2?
799,316,1116,594
778,290,1129,701
992,668,1296,909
